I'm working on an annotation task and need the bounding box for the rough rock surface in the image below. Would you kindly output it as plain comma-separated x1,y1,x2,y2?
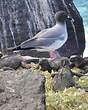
0,55,22,69
49,57,70,70
0,69,45,110
52,67,76,91
70,56,84,67
39,59,52,73
39,57,70,72
0,0,85,57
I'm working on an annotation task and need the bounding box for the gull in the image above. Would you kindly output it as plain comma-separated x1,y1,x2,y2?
9,11,68,60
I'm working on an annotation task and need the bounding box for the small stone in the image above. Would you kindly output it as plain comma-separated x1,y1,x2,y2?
82,66,88,73
0,55,22,70
39,59,52,73
52,67,76,91
70,55,83,68
49,57,70,71
78,57,88,69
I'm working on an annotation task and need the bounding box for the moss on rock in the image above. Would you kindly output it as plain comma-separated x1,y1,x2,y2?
41,71,88,110
77,75,88,88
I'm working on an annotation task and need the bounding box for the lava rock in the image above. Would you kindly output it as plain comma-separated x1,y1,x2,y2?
0,69,45,110
49,59,61,71
52,67,76,91
82,66,88,73
79,57,88,69
70,57,88,71
39,59,52,73
0,55,22,70
49,57,70,71
70,55,84,68
39,57,70,72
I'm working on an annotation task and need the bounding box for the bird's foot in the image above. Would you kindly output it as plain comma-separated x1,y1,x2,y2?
49,51,61,60
49,51,57,60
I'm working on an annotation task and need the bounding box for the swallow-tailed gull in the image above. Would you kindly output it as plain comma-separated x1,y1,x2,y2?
9,11,68,60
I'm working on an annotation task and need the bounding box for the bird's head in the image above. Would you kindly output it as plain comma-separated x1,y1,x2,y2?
55,11,68,24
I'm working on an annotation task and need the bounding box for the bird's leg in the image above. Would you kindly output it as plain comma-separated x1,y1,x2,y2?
49,51,56,60
49,50,61,60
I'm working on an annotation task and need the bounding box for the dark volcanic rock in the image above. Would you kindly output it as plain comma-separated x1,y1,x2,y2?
49,57,70,71
70,57,88,71
39,59,52,73
49,59,62,71
79,57,88,68
39,57,70,72
53,67,76,91
0,55,22,69
0,0,85,57
0,69,45,110
70,55,84,68
76,57,88,72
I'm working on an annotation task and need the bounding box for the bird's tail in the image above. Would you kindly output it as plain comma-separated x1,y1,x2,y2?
7,45,36,51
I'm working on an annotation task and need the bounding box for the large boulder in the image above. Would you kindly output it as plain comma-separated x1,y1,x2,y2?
0,69,45,110
0,0,85,57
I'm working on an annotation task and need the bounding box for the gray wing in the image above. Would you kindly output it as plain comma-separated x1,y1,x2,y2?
20,29,48,47
20,28,64,49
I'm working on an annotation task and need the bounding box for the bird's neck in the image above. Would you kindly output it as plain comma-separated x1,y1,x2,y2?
56,21,66,26
54,22,66,29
